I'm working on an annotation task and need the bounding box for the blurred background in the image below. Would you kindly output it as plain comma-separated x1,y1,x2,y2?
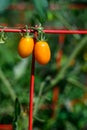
0,0,87,130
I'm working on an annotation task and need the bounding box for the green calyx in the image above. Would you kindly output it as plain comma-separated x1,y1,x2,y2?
22,24,46,41
31,24,46,41
39,31,46,41
23,25,33,38
0,29,7,44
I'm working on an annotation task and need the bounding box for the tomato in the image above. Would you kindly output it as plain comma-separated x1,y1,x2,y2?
18,36,34,58
34,41,51,65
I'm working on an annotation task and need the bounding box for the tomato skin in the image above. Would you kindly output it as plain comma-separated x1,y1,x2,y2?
34,41,51,65
18,37,34,58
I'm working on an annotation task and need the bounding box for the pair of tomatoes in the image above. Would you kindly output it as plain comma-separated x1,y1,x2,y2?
18,36,51,65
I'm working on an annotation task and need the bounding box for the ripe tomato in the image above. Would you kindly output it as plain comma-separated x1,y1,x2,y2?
34,41,51,65
18,36,34,58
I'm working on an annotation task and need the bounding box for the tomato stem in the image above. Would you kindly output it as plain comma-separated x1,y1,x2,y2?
0,27,7,44
31,24,44,34
25,25,30,37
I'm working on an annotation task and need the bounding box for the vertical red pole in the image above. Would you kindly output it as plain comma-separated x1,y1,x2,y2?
29,31,37,130
29,51,35,130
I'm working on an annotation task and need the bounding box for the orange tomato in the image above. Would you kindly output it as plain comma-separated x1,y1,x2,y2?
18,36,34,58
34,41,51,65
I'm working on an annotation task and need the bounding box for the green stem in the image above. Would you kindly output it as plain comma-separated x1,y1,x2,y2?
34,116,45,122
0,69,16,101
33,81,45,118
25,25,29,36
67,78,87,91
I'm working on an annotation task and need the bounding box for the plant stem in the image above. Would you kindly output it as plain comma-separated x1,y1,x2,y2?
67,77,87,91
0,69,16,101
33,81,45,118
34,116,45,122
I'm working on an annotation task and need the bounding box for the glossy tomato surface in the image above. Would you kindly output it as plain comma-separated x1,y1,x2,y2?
18,36,34,58
34,41,51,65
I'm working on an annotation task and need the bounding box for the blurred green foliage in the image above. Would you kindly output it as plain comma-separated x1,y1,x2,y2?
0,0,87,130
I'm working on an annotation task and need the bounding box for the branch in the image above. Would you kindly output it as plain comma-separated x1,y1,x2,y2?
67,77,87,91
0,69,16,101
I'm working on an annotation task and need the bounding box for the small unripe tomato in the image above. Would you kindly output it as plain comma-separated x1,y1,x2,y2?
18,36,34,58
34,41,51,65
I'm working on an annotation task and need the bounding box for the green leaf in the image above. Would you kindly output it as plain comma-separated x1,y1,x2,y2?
32,0,48,21
0,0,12,13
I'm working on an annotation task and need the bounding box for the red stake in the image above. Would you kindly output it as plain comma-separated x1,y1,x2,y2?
29,50,35,130
44,29,87,34
0,28,87,34
29,31,37,130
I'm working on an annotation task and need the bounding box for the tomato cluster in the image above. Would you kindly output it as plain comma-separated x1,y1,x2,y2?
18,34,51,65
